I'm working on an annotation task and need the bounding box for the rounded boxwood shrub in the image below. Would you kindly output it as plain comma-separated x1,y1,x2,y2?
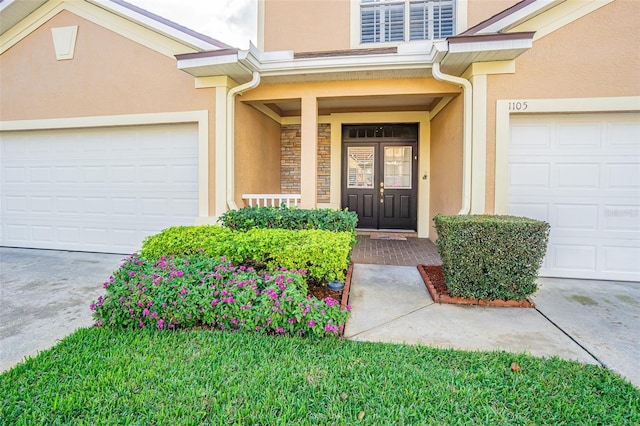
434,214,550,301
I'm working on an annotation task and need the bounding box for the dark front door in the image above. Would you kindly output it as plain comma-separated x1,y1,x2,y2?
342,124,418,230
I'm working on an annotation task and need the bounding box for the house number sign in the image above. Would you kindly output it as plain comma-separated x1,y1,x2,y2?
508,101,528,111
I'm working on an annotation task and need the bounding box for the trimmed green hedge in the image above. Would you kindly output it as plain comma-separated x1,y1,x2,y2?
218,205,358,233
434,214,550,301
141,226,352,282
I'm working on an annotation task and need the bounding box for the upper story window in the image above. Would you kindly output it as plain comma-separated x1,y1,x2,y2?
360,0,455,44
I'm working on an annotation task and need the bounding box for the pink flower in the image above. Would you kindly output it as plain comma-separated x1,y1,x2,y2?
275,327,285,334
308,319,315,328
89,303,96,311
95,320,103,327
157,319,164,329
142,308,150,316
150,312,158,319
128,271,135,277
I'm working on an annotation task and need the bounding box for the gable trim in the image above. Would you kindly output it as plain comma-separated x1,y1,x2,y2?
1,0,218,57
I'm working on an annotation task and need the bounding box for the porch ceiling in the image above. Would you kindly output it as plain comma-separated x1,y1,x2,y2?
249,94,441,118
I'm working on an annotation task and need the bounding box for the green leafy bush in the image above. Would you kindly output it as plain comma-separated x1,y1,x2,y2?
141,226,353,282
91,255,349,337
434,214,550,301
218,205,358,233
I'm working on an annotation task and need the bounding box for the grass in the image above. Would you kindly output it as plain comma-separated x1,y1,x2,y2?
2,328,638,424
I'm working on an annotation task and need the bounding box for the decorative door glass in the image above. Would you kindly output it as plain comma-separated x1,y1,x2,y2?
347,146,374,188
384,146,412,189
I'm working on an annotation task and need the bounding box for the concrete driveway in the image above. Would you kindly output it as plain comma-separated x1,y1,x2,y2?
0,247,125,372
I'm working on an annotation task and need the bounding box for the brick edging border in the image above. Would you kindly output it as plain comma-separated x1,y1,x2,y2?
340,261,354,310
417,264,535,308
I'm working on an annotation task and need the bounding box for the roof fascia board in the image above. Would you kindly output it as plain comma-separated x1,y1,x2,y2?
468,0,559,34
509,0,614,41
180,42,440,79
88,0,229,51
448,33,534,53
177,53,241,70
1,0,65,54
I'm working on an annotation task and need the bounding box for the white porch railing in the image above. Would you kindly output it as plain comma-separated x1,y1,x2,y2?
242,194,301,208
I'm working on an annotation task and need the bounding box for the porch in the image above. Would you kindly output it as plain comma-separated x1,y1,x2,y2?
351,233,441,266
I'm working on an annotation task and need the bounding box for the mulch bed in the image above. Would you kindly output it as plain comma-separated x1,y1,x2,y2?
417,264,535,308
307,262,353,311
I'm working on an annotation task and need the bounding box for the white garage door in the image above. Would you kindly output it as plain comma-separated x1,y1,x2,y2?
0,123,199,254
508,113,640,282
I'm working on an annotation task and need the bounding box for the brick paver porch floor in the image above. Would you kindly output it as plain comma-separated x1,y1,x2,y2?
351,234,442,267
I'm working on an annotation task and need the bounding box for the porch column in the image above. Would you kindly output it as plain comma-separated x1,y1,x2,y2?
300,95,318,208
214,84,229,218
470,73,487,214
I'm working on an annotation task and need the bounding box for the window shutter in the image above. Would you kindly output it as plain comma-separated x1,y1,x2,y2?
361,0,454,44
434,1,455,39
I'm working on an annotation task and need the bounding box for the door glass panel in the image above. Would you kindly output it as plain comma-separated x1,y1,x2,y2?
384,146,412,189
347,146,374,188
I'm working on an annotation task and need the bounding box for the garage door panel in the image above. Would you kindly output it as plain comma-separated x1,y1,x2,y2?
554,204,598,230
510,123,551,147
1,123,199,254
609,121,640,148
603,205,640,231
552,244,597,271
556,163,600,188
509,163,550,187
607,163,640,188
558,122,602,148
509,113,640,282
603,246,640,273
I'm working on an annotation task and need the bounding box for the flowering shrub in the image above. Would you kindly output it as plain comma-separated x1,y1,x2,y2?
91,254,350,337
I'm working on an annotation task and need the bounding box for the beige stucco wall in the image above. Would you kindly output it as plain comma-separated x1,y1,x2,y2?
0,10,220,215
483,0,640,211
263,0,350,52
429,95,464,238
234,100,282,207
466,0,521,29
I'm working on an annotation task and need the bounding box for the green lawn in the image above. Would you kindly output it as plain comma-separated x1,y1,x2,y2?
2,328,638,424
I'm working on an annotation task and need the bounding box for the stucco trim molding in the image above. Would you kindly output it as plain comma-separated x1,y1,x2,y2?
0,110,211,219
494,96,640,214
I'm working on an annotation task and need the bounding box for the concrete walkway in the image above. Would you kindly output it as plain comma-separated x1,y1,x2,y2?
344,264,640,388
